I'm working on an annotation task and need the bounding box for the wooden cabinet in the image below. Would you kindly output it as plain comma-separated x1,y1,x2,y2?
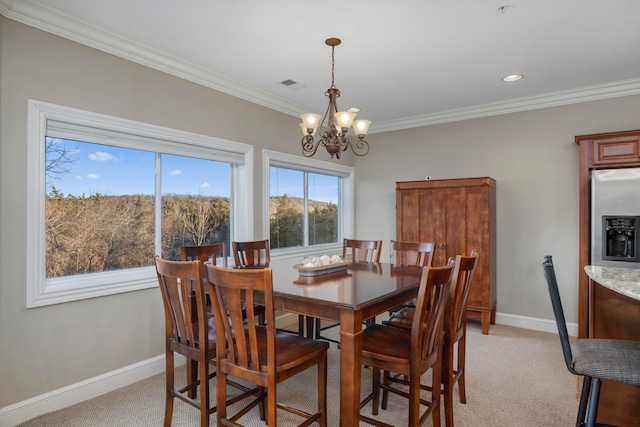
396,177,496,334
590,279,640,426
576,130,640,426
592,134,640,166
575,129,640,339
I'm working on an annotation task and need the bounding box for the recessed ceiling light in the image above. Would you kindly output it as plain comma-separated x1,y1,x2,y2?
502,74,524,82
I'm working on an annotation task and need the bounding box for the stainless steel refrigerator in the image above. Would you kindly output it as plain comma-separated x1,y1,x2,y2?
591,168,640,268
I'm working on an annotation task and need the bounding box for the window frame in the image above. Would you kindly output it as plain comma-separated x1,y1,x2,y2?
27,99,253,308
262,149,354,259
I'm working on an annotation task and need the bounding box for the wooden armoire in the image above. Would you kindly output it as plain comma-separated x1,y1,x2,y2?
396,177,497,334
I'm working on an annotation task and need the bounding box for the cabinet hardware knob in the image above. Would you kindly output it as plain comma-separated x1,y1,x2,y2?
440,243,445,249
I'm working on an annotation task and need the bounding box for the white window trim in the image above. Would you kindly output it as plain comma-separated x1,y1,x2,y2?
26,99,253,308
262,149,354,260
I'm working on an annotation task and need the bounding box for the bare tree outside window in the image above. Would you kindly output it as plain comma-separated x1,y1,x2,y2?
44,137,231,278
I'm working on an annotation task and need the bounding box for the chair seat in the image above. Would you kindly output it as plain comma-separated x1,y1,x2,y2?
572,339,640,385
188,316,218,350
255,328,330,371
362,324,413,365
382,306,414,330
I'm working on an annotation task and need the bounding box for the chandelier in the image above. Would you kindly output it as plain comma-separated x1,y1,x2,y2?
300,38,371,159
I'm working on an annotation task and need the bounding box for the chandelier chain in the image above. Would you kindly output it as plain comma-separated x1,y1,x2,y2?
331,45,336,89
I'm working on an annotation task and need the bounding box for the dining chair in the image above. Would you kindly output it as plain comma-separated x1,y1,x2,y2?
359,263,455,427
343,238,383,262
542,255,640,427
232,239,304,335
390,240,435,267
205,263,329,427
154,256,256,427
313,238,383,342
180,242,228,268
181,242,266,326
387,240,436,314
232,239,271,267
383,251,479,427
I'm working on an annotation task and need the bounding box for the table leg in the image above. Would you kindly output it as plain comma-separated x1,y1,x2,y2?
339,309,363,427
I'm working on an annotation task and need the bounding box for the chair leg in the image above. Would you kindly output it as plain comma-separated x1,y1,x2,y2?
318,353,328,427
199,356,210,427
305,316,315,338
577,376,592,426
443,342,454,427
432,357,442,427
187,359,198,398
409,367,422,427
164,351,174,427
586,378,601,427
457,332,467,404
216,369,227,426
372,367,381,415
267,383,277,427
381,370,390,410
259,387,266,421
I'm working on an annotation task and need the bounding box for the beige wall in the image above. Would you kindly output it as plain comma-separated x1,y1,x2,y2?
0,18,331,407
2,15,640,410
353,97,640,324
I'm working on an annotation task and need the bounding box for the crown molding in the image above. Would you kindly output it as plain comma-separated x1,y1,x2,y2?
372,78,640,134
0,0,310,117
3,0,640,134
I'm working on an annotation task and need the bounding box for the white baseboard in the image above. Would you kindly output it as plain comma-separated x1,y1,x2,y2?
495,311,578,337
0,355,170,427
0,311,574,427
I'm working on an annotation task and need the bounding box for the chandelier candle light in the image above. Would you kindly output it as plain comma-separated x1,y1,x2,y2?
300,38,371,159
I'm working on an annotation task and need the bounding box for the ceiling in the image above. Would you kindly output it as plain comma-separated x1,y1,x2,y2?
3,0,640,133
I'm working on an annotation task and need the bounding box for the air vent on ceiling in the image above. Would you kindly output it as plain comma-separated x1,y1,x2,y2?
280,79,306,90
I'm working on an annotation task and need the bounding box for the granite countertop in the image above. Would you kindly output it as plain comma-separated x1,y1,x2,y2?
585,265,640,301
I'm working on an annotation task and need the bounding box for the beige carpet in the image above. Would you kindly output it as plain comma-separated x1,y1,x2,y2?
16,323,577,426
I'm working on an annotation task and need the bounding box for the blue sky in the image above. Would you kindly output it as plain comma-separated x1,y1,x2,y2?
270,167,339,204
46,138,230,197
46,138,339,203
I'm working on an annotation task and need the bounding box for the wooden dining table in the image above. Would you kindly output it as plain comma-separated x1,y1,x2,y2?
261,258,425,427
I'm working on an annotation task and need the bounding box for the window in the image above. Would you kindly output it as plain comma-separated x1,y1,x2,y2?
28,100,253,307
263,150,354,257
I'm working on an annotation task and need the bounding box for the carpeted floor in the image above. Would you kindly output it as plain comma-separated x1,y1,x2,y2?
16,322,577,426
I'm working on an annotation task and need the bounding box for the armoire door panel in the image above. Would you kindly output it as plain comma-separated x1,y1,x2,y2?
398,189,420,242
465,187,490,308
444,187,466,264
418,188,446,265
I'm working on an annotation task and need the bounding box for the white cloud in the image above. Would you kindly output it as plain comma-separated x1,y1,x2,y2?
170,169,182,176
75,175,83,180
200,182,210,188
86,174,99,179
88,151,116,162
